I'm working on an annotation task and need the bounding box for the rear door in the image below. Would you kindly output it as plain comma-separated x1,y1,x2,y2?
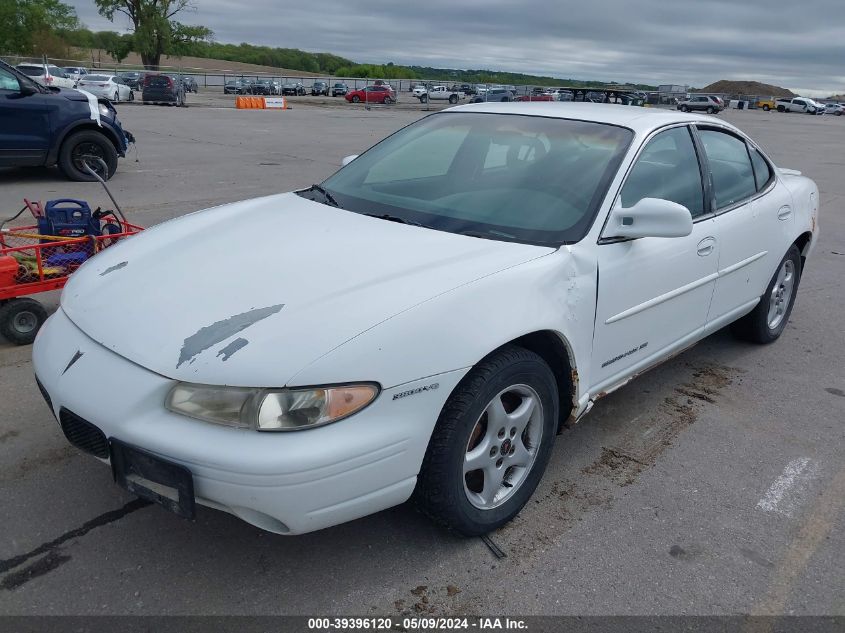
0,67,52,166
695,127,794,331
590,125,718,392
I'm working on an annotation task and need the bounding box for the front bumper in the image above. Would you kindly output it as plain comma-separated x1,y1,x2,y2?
33,309,466,534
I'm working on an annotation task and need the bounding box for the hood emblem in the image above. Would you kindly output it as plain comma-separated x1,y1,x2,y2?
62,350,84,375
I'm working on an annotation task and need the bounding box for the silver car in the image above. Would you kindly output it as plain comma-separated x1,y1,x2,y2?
824,103,844,116
677,95,725,114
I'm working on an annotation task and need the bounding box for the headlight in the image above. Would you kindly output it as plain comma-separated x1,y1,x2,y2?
98,103,111,118
165,383,379,431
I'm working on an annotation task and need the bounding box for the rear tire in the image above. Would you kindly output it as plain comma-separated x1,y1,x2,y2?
763,104,770,111
706,106,716,114
449,94,458,104
730,245,801,344
0,298,47,345
113,91,119,102
57,130,118,182
414,345,559,536
777,105,785,112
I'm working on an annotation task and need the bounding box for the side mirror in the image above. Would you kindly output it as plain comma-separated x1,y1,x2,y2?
604,198,693,239
341,154,359,166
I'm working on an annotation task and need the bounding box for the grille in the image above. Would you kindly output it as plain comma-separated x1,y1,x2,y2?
59,408,109,459
34,376,54,418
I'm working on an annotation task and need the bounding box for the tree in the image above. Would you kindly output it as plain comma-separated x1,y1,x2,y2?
96,30,134,64
94,0,212,69
0,0,79,55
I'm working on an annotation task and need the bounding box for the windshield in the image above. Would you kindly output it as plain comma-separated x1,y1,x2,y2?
313,112,633,246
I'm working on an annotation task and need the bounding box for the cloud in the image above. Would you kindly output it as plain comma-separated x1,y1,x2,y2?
66,0,845,93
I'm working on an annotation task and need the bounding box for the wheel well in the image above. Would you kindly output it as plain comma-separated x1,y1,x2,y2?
508,331,576,432
55,123,121,163
794,231,812,270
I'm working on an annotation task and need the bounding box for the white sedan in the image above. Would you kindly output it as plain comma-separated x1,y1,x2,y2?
76,74,134,102
33,103,819,536
16,63,76,89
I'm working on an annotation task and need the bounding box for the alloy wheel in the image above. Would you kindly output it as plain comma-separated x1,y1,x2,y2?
463,384,544,510
767,259,795,330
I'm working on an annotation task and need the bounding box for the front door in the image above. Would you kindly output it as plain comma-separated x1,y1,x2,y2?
0,67,51,167
590,125,718,393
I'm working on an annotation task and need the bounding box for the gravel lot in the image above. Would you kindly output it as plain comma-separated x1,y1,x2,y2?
0,104,842,617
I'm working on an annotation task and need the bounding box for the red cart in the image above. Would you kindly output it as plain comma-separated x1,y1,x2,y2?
0,216,143,344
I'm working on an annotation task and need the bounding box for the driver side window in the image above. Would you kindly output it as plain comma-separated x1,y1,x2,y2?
619,126,706,217
0,68,21,92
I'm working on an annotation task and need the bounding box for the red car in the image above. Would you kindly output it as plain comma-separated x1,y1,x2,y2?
345,85,396,104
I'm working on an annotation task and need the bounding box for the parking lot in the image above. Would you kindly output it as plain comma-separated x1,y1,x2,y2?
0,104,843,616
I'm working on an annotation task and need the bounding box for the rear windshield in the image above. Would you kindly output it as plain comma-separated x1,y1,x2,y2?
17,66,44,77
146,75,172,87
84,75,111,82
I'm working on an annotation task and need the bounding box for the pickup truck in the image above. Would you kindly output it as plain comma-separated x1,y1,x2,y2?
415,85,462,104
776,97,823,114
756,98,776,111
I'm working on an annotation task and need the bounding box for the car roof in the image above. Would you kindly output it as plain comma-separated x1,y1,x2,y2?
446,101,739,135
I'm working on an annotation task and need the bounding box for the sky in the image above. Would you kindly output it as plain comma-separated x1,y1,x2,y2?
67,0,845,96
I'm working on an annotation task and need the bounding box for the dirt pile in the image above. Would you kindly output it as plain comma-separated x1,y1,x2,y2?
700,80,795,97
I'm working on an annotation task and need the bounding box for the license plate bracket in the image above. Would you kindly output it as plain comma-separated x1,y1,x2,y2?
110,439,195,519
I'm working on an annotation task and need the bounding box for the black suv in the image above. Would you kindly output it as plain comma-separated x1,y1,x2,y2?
0,60,133,181
331,82,348,97
142,74,187,106
311,81,329,96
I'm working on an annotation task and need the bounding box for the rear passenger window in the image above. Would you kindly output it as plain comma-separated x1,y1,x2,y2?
698,129,757,209
620,126,705,217
749,148,773,191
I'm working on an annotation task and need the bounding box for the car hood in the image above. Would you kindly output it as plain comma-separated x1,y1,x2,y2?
61,193,553,387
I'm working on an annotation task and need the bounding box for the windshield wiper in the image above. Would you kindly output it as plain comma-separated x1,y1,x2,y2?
306,184,340,208
456,228,516,240
363,213,423,227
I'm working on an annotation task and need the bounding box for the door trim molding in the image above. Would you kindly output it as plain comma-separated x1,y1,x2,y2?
605,272,719,324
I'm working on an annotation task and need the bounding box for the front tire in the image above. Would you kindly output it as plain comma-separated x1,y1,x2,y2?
414,345,559,536
0,298,47,345
763,104,770,111
706,106,716,114
57,130,118,181
449,94,458,104
731,245,801,344
351,95,360,103
680,105,690,112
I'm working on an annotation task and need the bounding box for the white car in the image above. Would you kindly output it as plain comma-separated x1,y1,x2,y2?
76,74,134,102
824,103,844,116
16,63,75,89
33,103,819,536
64,66,89,84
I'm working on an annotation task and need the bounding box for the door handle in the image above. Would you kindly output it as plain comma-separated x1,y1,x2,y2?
777,206,792,221
697,236,716,257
